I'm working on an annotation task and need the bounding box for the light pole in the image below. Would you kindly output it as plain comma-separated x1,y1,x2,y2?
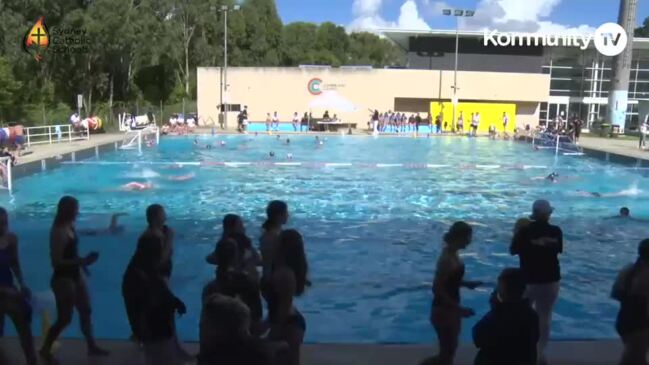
213,4,240,130
443,8,474,132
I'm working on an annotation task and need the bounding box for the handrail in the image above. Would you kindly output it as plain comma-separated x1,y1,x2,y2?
23,124,90,147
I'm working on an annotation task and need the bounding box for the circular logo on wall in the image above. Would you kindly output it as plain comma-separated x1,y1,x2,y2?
594,22,627,57
308,78,323,95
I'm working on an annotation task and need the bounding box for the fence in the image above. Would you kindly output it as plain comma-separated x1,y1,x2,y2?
24,124,90,147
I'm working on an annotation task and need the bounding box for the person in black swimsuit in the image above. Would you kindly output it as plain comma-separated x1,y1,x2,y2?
123,233,187,365
0,207,37,365
199,294,273,365
266,229,310,365
40,196,108,362
140,204,191,361
203,238,263,336
612,239,649,365
421,222,481,365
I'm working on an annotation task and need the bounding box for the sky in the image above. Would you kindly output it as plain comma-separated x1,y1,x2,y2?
276,0,649,34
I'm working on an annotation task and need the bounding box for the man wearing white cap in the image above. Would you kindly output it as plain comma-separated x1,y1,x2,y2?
510,199,563,365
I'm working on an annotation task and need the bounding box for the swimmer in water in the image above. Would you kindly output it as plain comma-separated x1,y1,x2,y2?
575,188,641,198
255,132,258,137
220,140,226,146
286,138,290,144
269,151,275,158
206,144,212,149
121,182,153,191
546,172,559,182
286,153,293,160
193,138,199,145
167,173,195,182
78,213,128,236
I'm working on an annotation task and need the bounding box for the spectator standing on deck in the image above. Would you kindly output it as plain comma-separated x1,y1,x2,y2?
198,294,274,365
415,113,422,133
421,222,481,365
640,114,648,150
510,199,563,365
473,268,539,365
300,113,308,132
266,229,310,365
0,207,37,365
265,113,272,132
291,113,299,132
40,196,109,362
123,233,186,365
612,239,649,365
272,112,280,132
457,111,464,134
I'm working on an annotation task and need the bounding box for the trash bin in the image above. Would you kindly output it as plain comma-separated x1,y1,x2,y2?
612,125,620,134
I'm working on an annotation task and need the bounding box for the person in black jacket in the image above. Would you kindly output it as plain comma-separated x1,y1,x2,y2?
612,239,649,365
510,199,562,364
473,268,539,365
122,233,187,365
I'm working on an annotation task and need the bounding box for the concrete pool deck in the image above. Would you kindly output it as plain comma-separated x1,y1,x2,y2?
0,338,626,364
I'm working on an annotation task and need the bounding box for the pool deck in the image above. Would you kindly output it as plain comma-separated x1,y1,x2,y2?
0,338,626,364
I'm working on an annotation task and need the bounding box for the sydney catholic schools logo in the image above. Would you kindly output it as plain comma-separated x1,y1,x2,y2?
23,16,49,61
23,16,91,61
308,78,323,95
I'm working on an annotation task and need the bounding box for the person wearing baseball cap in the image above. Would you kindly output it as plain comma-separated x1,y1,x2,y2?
510,199,563,365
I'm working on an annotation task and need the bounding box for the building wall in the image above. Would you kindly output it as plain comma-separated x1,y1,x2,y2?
197,67,550,128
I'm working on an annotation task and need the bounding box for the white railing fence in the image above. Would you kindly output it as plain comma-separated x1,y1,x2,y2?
24,124,90,147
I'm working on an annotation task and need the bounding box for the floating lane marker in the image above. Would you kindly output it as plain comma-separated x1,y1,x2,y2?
523,165,548,169
325,163,352,167
274,162,302,166
224,162,251,167
476,164,501,169
376,163,403,167
427,164,451,168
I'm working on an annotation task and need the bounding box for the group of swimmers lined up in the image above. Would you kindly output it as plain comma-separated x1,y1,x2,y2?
0,198,308,365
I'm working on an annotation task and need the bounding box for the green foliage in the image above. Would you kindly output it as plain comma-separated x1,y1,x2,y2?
0,0,405,124
635,17,649,37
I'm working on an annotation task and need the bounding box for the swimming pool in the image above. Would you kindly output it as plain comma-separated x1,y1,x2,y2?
2,134,648,344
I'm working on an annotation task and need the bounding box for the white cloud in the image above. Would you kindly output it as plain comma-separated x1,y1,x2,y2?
398,1,431,30
420,0,451,18
460,0,596,34
348,0,430,32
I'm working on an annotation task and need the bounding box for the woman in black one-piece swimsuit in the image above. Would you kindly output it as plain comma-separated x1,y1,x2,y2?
266,229,309,365
421,222,482,365
40,196,108,362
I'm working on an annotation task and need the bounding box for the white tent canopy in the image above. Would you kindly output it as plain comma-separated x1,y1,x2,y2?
308,91,359,112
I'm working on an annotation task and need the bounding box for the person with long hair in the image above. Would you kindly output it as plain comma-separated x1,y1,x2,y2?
267,229,309,365
0,207,37,365
612,239,649,365
142,204,174,279
421,222,481,365
123,233,187,365
140,204,191,360
203,238,263,336
40,196,108,362
207,214,261,282
198,294,272,365
260,201,289,284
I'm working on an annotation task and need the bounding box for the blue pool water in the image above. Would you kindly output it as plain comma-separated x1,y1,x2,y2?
2,135,649,343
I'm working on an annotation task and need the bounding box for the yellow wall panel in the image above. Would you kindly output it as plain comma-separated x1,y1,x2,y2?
429,102,517,133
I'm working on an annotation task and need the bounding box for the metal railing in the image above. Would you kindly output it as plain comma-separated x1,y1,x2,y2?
24,124,90,147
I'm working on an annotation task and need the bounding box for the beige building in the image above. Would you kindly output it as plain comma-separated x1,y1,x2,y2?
197,66,550,129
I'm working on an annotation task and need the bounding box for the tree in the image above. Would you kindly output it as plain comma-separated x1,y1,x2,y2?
0,56,21,122
635,16,649,37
